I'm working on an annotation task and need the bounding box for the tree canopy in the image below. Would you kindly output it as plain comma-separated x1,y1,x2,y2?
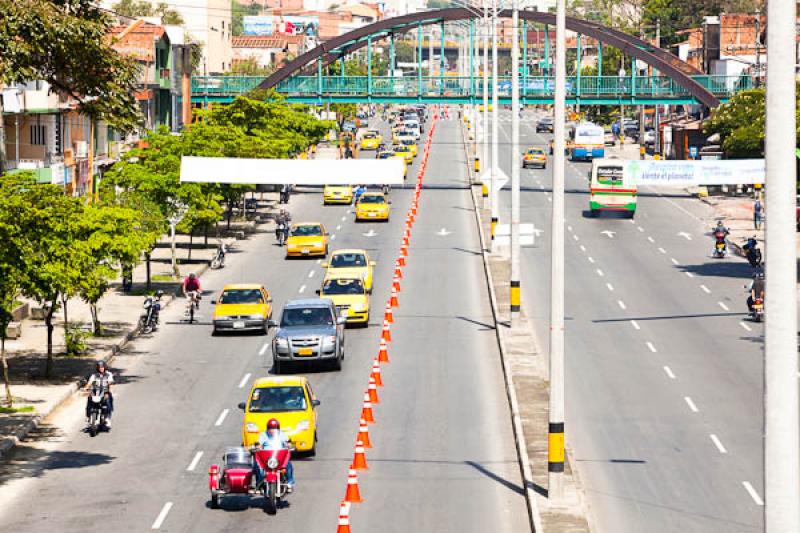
112,0,184,25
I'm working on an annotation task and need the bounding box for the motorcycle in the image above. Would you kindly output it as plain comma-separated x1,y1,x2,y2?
712,230,727,258
751,297,764,322
210,243,226,269
138,291,163,334
208,446,292,514
86,384,110,437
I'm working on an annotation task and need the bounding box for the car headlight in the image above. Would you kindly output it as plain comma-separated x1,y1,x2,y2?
246,422,260,433
275,337,288,348
323,335,336,346
267,457,279,469
296,420,310,431
352,303,366,312
248,314,263,320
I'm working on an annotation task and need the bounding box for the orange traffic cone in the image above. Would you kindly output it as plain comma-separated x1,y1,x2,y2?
394,265,403,279
351,440,368,470
371,360,383,386
398,255,406,266
338,500,353,531
378,338,390,363
381,318,392,340
361,393,375,423
344,469,363,503
392,276,401,292
389,289,399,309
400,244,408,258
368,378,379,404
384,303,394,324
357,418,373,448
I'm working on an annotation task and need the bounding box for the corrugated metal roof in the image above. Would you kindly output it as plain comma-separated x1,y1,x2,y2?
232,35,304,49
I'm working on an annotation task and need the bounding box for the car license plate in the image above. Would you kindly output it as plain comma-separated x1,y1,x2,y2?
298,348,313,356
233,321,245,329
368,213,376,217
302,249,310,255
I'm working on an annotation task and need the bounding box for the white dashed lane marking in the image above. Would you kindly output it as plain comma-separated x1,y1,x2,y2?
719,301,730,311
646,342,657,353
739,322,752,332
237,373,251,389
630,320,640,330
151,502,173,530
663,366,675,379
187,451,204,471
214,409,229,426
684,397,699,413
742,482,764,506
617,300,627,310
700,285,711,294
710,434,728,454
596,269,604,277
606,283,614,292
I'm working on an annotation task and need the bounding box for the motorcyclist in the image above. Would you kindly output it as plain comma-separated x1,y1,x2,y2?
275,209,291,244
279,184,291,204
84,360,114,427
254,418,294,492
744,236,762,268
746,270,765,314
182,273,201,313
711,220,729,253
354,185,367,203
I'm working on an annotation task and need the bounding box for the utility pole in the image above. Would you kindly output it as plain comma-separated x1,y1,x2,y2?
654,20,661,158
754,10,761,88
490,0,500,242
764,0,799,528
548,0,566,502
510,0,521,325
482,3,490,209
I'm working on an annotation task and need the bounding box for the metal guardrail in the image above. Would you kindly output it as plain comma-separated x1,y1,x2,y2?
191,75,753,102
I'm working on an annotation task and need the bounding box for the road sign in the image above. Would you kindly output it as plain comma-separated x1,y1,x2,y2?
492,169,510,195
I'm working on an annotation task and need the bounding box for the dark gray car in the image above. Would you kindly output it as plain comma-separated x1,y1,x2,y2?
270,299,346,373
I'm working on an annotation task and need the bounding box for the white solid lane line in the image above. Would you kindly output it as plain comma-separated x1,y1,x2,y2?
685,272,694,278
658,247,667,254
606,283,614,292
630,320,641,330
151,502,173,530
258,343,269,356
742,482,764,506
596,269,604,277
588,256,595,263
298,284,306,293
739,321,752,332
719,301,730,311
710,434,728,454
670,258,680,265
187,451,204,471
663,366,676,379
646,342,657,353
308,270,315,278
700,285,711,294
214,409,229,427
684,396,699,413
647,236,655,243
617,300,627,310
238,373,251,389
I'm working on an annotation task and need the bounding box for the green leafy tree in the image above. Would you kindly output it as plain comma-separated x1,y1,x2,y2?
0,0,142,172
228,57,275,76
112,0,184,25
642,0,761,48
232,0,261,36
704,88,765,158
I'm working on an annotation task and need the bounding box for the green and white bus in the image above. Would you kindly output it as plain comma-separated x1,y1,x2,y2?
589,158,637,218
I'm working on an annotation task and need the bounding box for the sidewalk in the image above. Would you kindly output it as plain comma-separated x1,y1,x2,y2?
0,196,278,458
699,194,766,256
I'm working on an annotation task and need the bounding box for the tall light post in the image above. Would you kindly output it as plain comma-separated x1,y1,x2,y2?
509,0,521,325
490,0,499,242
482,0,490,208
764,0,799,528
548,0,566,501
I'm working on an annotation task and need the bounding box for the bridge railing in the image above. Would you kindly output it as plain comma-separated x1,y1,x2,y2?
191,75,753,100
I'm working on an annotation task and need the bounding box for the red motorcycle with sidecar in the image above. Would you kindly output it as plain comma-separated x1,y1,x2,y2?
208,446,292,514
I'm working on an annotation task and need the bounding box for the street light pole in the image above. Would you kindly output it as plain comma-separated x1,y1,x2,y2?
764,0,799,528
490,0,499,242
548,0,566,502
482,2,490,208
510,0,521,325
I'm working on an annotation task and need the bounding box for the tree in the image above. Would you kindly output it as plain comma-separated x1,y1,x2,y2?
232,0,261,36
0,0,142,174
112,0,184,25
641,0,761,48
228,57,275,77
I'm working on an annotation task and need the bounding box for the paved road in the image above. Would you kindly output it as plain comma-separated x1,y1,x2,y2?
0,116,528,532
486,109,764,532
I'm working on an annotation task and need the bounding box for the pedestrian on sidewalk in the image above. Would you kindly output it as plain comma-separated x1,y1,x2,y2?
753,198,764,230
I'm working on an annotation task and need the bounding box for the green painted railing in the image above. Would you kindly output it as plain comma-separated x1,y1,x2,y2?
191,75,753,102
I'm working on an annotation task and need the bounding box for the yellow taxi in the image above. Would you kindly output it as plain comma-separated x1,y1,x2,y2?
286,222,329,257
211,284,272,335
317,277,370,325
355,191,390,222
239,376,320,453
522,147,548,169
478,104,493,111
360,132,381,150
400,138,418,158
321,249,376,292
392,144,414,164
323,185,354,205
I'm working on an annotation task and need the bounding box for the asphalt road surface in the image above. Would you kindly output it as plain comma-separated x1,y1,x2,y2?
0,116,529,532
489,109,764,533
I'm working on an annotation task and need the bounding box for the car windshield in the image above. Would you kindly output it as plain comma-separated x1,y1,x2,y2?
322,278,365,295
281,307,334,327
291,225,322,237
401,139,415,146
363,133,376,139
219,289,264,304
393,146,407,153
378,152,393,159
330,253,367,267
248,386,307,413
359,194,385,204
527,149,544,155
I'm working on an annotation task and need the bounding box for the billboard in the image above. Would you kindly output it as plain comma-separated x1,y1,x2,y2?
243,15,319,37
625,159,765,186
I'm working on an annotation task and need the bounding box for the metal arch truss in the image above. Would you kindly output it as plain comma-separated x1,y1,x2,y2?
259,7,721,108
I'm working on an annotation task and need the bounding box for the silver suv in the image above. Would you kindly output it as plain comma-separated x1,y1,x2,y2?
270,299,346,373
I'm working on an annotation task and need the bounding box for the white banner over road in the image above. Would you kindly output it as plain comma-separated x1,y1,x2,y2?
180,156,406,185
625,159,765,186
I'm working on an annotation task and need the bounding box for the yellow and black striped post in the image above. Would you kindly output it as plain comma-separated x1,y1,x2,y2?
548,422,565,473
490,217,498,240
474,157,480,173
510,280,520,313
482,181,488,198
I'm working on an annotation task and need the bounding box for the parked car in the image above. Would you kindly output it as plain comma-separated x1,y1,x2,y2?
270,299,346,373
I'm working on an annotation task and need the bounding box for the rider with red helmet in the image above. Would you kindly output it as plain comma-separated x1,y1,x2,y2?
255,418,294,491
